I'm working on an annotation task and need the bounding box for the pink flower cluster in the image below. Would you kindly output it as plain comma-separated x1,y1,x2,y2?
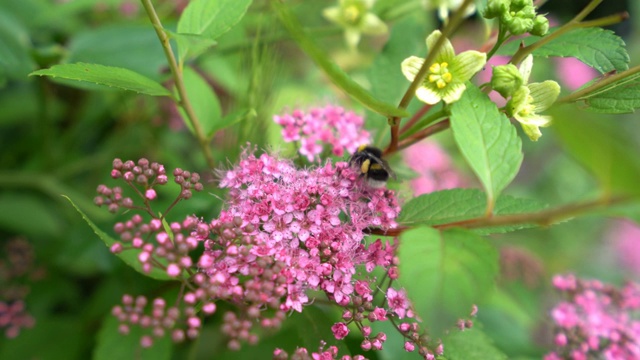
0,238,39,338
192,149,402,348
273,105,371,162
545,274,640,360
98,153,443,357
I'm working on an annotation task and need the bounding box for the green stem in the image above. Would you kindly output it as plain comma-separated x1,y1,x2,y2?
399,108,447,140
270,0,408,118
140,0,215,169
367,195,631,236
486,24,510,61
557,64,640,104
387,0,475,153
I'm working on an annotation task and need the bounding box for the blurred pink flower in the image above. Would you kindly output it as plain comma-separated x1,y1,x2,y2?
555,57,598,91
609,219,640,276
403,140,465,196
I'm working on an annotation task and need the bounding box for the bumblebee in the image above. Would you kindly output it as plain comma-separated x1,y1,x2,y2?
349,145,396,188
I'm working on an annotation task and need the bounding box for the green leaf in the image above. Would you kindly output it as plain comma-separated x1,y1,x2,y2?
576,71,640,114
30,63,173,97
398,189,547,234
553,115,640,197
63,196,174,281
66,24,167,81
177,0,252,60
398,227,499,335
499,27,629,73
450,85,523,211
0,9,36,82
94,315,172,360
272,0,408,118
442,327,508,360
0,316,84,360
179,67,222,135
0,193,63,237
166,30,217,64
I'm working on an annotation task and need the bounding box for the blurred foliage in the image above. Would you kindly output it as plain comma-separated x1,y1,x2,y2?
0,0,639,359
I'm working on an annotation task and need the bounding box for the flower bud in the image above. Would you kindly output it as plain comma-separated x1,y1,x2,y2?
518,5,537,19
491,64,523,98
507,16,533,35
511,0,533,9
483,0,509,19
530,15,549,36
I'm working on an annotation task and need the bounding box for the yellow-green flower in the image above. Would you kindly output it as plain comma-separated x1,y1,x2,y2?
506,55,560,141
401,30,486,105
323,0,388,49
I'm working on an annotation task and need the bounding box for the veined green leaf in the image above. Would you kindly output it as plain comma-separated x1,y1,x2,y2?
576,71,640,114
450,85,523,212
398,227,499,336
499,27,629,73
177,0,251,61
271,0,408,118
398,189,547,234
179,67,222,136
30,63,172,97
64,196,174,281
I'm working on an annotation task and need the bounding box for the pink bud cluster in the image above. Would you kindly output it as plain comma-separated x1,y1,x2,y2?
112,295,200,348
545,274,640,360
0,238,39,338
95,158,203,213
96,159,210,346
273,105,371,162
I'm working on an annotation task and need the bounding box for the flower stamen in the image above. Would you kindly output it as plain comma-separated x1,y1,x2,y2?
428,62,452,89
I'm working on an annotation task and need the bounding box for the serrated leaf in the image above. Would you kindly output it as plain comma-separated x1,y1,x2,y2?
450,85,523,211
94,315,172,360
63,196,174,281
398,189,547,234
66,24,166,81
398,227,499,335
178,67,222,135
576,72,640,114
272,0,408,118
443,327,508,360
30,63,172,97
499,27,629,73
177,0,251,61
553,116,640,197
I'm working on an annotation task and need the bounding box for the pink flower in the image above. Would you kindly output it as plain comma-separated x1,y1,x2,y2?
555,57,598,91
386,288,410,319
331,322,349,340
546,275,640,359
403,140,465,196
609,220,640,276
273,105,371,162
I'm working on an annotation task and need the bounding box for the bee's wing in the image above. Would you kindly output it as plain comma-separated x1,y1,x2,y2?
368,153,397,180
